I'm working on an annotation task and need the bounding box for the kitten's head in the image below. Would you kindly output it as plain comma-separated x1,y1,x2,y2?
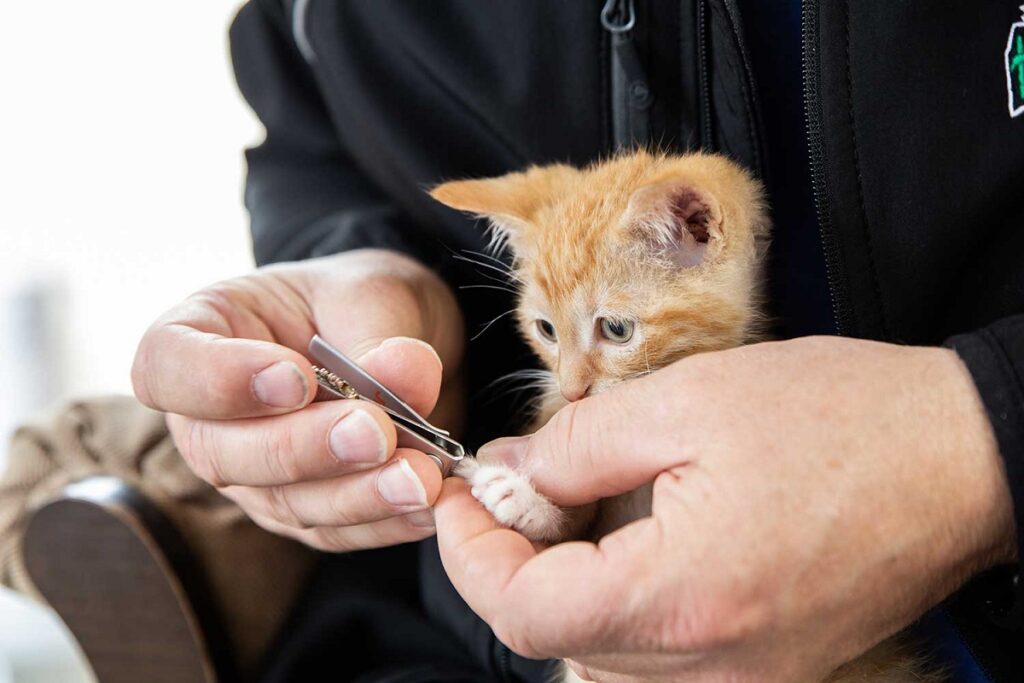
432,151,768,401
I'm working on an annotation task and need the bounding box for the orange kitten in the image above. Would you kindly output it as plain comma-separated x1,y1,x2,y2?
431,151,941,683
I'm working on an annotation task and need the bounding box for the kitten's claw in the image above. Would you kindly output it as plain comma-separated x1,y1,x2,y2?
456,461,565,542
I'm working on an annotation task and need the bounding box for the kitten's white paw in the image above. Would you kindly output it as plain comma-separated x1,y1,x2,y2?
458,462,564,542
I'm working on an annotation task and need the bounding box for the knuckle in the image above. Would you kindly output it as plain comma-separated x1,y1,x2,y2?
203,446,231,490
177,420,228,487
541,400,587,469
194,282,247,316
308,527,356,552
258,425,302,483
360,519,392,548
264,486,308,528
324,487,360,528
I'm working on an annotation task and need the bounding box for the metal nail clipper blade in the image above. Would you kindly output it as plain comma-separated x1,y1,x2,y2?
307,335,465,477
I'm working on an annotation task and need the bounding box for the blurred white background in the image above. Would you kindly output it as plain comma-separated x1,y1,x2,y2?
0,2,260,680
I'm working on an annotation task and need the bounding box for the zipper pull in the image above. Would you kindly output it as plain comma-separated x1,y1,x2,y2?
602,0,651,149
601,0,635,32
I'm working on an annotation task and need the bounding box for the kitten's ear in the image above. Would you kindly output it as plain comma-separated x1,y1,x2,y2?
430,165,576,252
625,180,724,268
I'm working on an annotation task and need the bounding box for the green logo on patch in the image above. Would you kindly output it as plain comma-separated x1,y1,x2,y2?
1007,6,1024,117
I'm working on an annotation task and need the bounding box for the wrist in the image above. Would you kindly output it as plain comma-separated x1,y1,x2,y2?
935,346,1017,572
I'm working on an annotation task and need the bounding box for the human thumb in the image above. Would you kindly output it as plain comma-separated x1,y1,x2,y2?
474,373,685,507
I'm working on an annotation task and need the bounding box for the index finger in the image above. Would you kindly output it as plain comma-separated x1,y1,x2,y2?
132,294,317,419
434,478,643,659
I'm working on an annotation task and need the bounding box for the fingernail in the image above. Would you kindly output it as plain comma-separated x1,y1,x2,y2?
476,436,530,469
405,509,435,528
377,458,428,507
329,411,387,463
252,362,308,408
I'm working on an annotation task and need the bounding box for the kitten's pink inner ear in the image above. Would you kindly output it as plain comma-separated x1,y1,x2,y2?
672,194,713,243
629,183,722,268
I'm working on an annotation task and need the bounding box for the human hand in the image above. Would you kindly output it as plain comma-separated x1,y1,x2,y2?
132,249,464,550
436,337,1015,682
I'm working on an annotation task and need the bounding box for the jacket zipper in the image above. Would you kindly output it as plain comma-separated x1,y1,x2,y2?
696,0,713,150
602,0,652,149
800,0,850,335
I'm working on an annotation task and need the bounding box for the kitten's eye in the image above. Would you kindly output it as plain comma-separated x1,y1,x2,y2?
535,319,557,342
599,318,635,343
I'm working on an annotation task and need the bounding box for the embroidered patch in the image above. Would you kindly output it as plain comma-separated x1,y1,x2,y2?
1007,5,1024,117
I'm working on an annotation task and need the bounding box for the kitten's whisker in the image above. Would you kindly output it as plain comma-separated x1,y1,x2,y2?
451,253,503,271
462,249,513,270
487,382,552,403
474,268,521,288
452,254,523,283
477,370,555,416
483,225,513,257
622,369,656,382
643,339,651,375
486,369,554,390
459,284,519,294
442,244,519,282
470,308,517,341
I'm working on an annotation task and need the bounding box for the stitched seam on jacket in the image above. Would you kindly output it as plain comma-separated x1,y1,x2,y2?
678,0,687,149
719,1,762,174
601,16,611,152
291,0,315,63
843,1,890,338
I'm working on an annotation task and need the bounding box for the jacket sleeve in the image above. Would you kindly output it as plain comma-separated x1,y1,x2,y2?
945,314,1024,618
229,0,434,267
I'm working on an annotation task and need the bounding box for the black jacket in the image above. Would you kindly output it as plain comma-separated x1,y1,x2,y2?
230,2,1024,681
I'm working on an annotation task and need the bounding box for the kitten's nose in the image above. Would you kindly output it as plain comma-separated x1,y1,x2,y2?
560,383,591,402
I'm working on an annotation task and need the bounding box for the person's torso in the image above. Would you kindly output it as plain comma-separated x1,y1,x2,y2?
287,2,1024,680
